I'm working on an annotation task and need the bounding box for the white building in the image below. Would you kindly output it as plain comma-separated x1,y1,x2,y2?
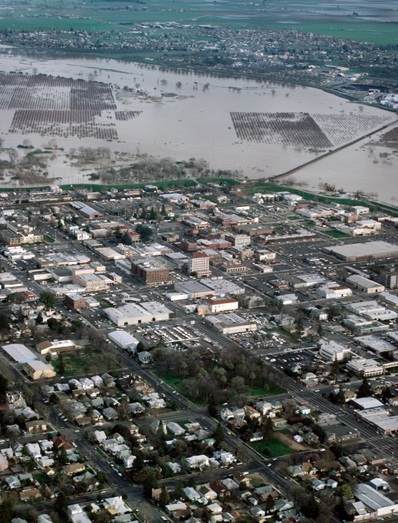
347,275,385,294
105,301,172,327
108,331,139,351
319,340,351,362
346,358,384,377
346,301,398,321
317,283,352,299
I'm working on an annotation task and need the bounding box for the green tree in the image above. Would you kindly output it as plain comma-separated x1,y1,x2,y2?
121,231,133,245
159,485,170,507
0,312,10,332
213,422,225,447
266,494,275,513
358,377,372,398
207,394,218,417
0,374,8,397
0,495,15,523
261,416,274,440
135,224,153,243
58,353,66,375
142,470,158,498
39,291,56,309
339,483,353,499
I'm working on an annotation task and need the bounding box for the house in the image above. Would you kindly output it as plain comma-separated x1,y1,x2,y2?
183,487,201,502
63,463,86,476
197,484,218,501
207,503,223,515
186,455,209,470
25,419,47,433
103,496,132,516
313,479,326,491
19,487,41,502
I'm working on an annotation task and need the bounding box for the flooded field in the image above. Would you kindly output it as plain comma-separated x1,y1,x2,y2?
0,49,397,203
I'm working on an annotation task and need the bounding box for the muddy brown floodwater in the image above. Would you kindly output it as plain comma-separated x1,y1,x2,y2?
0,49,396,203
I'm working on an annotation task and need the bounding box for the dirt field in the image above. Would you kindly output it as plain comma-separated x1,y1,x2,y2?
277,431,308,452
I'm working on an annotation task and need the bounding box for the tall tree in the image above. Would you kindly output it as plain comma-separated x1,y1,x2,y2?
39,291,56,309
358,377,372,398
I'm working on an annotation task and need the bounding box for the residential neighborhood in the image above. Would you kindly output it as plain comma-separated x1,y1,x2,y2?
0,180,397,522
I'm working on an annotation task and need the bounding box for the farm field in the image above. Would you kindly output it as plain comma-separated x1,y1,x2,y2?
1,0,398,45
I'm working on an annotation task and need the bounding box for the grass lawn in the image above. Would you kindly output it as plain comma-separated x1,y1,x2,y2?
287,215,301,220
324,229,350,238
44,234,55,243
250,384,285,397
98,298,113,309
155,372,204,405
33,472,48,484
53,350,121,377
250,437,293,458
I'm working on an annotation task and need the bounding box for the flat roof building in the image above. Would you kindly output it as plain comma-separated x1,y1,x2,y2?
131,257,171,286
346,358,384,377
347,275,385,294
105,301,172,327
108,331,139,350
23,361,56,380
205,313,257,335
325,241,398,262
2,344,37,363
319,340,351,362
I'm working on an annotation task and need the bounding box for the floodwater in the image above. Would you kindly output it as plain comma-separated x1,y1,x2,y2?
0,49,397,203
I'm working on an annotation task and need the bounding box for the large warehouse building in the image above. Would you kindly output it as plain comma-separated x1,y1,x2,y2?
325,241,398,262
105,301,172,327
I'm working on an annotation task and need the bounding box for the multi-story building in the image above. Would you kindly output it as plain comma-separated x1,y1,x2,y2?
188,252,211,277
131,257,171,286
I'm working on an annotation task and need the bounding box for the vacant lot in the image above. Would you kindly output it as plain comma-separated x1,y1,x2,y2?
250,437,293,458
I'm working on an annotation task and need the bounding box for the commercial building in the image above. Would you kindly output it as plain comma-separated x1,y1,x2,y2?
346,358,384,377
175,281,214,300
131,257,171,286
372,266,398,290
200,278,245,296
354,335,396,357
380,292,398,308
323,423,360,444
205,313,257,335
105,301,172,327
225,234,251,247
188,252,211,278
205,297,239,314
344,315,388,334
317,283,352,299
37,340,77,357
23,361,56,380
355,483,398,517
72,273,108,292
346,301,398,321
2,344,37,363
319,340,351,362
64,293,87,310
347,275,385,294
325,241,398,262
356,409,398,436
108,331,139,351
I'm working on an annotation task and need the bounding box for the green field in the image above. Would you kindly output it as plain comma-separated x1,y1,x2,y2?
53,350,121,377
324,229,350,238
155,372,204,405
250,437,293,458
2,0,398,45
250,385,285,398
